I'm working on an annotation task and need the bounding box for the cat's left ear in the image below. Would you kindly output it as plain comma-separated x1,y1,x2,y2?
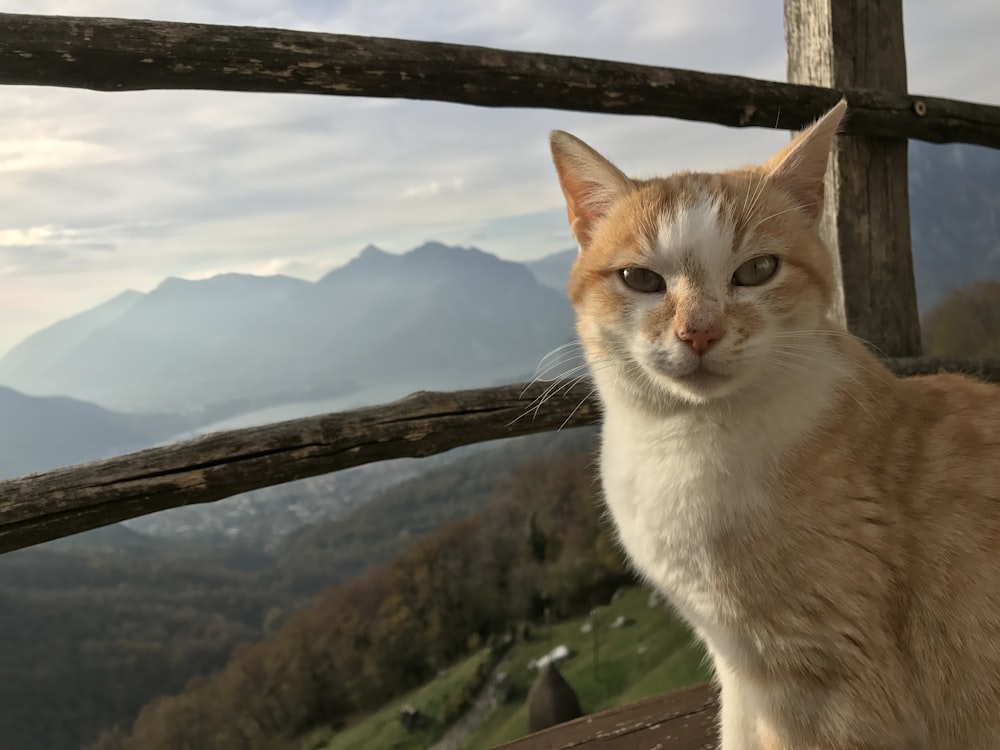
762,98,847,222
550,131,634,250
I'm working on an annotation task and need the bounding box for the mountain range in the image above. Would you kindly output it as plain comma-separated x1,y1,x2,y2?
0,242,576,496
0,242,575,418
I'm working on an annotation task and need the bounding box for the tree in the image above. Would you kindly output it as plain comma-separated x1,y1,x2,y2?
923,280,1000,357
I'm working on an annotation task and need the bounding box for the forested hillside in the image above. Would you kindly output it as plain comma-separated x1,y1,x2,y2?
89,439,625,749
0,430,593,750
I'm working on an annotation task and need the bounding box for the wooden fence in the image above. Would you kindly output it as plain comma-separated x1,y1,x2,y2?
0,2,998,554
1,2,999,746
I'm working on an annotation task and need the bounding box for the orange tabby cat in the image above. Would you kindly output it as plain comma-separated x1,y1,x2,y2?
548,100,1000,750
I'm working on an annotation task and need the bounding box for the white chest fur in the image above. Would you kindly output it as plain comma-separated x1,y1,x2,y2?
594,366,840,670
600,406,766,630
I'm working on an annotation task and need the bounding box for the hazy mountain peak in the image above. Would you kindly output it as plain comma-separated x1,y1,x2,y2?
0,289,144,377
410,239,470,255
155,272,299,289
359,243,390,258
108,289,144,306
149,273,309,304
323,240,509,284
346,244,396,270
407,241,494,264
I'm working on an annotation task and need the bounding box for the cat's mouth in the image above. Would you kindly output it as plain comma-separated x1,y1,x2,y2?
672,364,731,389
640,351,737,398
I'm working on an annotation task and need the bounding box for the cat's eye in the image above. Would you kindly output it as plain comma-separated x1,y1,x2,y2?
732,255,779,287
619,267,665,293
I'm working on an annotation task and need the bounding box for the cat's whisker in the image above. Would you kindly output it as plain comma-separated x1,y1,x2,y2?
767,342,890,386
539,340,584,357
744,171,770,222
741,159,776,221
559,387,598,431
524,344,588,388
512,375,584,426
764,348,881,419
760,353,876,415
523,366,591,417
531,341,585,363
509,360,620,426
549,371,595,402
773,329,892,359
759,361,814,388
525,362,588,397
520,363,585,398
747,203,819,234
523,355,588,388
532,350,575,372
741,168,762,216
532,351,586,374
764,355,878,420
530,378,586,414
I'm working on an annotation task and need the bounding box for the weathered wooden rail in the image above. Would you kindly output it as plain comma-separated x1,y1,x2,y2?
496,683,719,750
0,356,997,554
1,12,999,149
1,1,998,748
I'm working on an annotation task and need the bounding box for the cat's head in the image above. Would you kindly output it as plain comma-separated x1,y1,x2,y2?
549,100,846,406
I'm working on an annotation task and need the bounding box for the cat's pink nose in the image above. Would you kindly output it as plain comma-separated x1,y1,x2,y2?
676,326,723,355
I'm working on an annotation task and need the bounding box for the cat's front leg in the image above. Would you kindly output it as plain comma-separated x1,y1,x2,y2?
715,664,763,750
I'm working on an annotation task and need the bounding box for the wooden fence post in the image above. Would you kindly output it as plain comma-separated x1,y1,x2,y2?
784,0,922,356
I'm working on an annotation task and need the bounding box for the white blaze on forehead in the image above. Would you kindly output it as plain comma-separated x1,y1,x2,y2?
653,193,735,285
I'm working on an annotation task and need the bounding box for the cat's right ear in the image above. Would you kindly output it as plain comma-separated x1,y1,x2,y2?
762,99,847,222
549,131,634,250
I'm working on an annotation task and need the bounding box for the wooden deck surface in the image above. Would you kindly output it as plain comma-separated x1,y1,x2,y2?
494,682,718,749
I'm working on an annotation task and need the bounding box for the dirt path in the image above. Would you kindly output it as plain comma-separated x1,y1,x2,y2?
427,647,515,750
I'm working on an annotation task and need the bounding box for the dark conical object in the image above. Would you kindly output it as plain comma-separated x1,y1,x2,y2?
526,663,583,733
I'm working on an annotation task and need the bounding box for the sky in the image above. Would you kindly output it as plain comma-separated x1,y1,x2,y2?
0,1,998,352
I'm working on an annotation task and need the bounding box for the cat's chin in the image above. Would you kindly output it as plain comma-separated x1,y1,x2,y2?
650,363,744,403
673,367,732,390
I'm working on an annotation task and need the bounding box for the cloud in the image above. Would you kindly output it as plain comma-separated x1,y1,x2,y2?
401,177,465,199
0,226,61,247
0,137,119,174
0,0,995,354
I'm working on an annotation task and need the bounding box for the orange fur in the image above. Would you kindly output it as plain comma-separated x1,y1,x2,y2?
548,99,1000,749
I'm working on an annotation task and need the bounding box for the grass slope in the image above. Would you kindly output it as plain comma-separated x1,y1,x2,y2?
465,587,709,749
316,649,492,750
317,588,708,750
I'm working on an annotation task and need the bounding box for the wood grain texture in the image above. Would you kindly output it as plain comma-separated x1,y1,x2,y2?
492,682,718,749
785,0,921,356
0,357,997,554
0,13,999,147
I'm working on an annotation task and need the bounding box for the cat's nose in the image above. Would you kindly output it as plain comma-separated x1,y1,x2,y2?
676,326,723,355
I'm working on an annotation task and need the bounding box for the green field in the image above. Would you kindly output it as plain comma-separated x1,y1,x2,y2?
314,647,493,750
316,587,708,750
465,587,708,749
